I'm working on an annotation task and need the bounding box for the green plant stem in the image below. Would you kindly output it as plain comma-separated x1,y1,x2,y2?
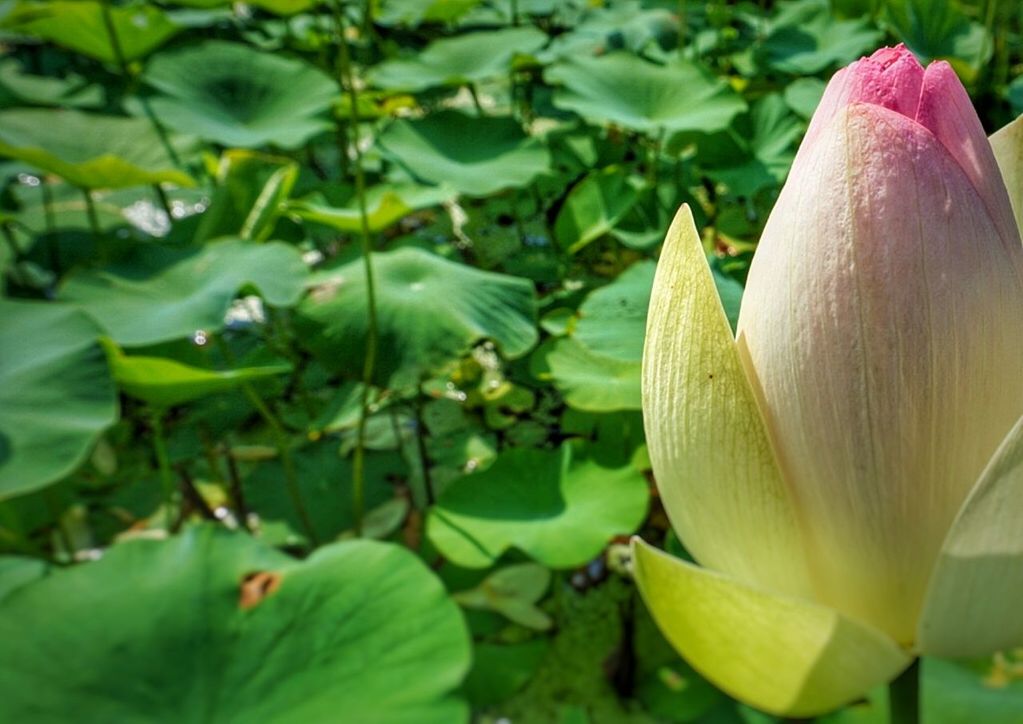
889,659,920,724
99,0,131,79
238,381,320,545
510,0,519,25
83,189,102,242
335,1,379,538
43,489,74,561
412,389,435,507
150,410,176,530
214,335,316,542
152,183,174,229
467,83,486,116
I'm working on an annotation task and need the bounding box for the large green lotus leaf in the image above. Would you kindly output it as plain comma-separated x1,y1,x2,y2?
0,525,471,723
286,183,454,234
553,167,642,254
0,58,103,108
0,301,117,500
378,111,552,197
296,246,537,389
761,0,881,74
141,40,339,149
574,260,654,363
427,443,648,568
101,339,291,408
367,27,547,92
0,109,194,189
61,238,308,346
533,337,641,412
2,1,181,63
544,53,746,136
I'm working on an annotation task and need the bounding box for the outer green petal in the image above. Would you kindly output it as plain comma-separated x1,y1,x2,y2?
642,204,812,596
631,538,911,717
917,413,1023,657
990,114,1023,238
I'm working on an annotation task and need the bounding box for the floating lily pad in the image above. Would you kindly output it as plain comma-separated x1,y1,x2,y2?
141,41,339,149
427,444,648,568
102,339,291,408
0,526,471,723
368,27,547,91
2,1,181,63
544,53,746,137
378,110,552,197
61,238,309,346
0,301,117,500
761,0,881,74
296,246,537,389
0,109,193,189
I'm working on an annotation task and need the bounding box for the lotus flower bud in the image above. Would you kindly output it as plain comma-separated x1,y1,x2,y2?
635,45,1023,716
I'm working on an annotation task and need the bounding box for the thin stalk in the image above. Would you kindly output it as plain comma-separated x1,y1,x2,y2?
467,83,486,116
677,0,687,57
152,183,174,230
43,489,74,561
41,180,61,274
83,189,102,242
150,411,176,530
510,0,519,25
889,659,920,724
223,438,252,529
412,390,435,506
99,0,130,78
335,1,379,537
238,381,320,545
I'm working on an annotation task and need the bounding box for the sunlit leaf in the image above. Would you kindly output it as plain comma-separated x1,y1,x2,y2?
0,526,472,723
378,110,552,197
141,40,339,148
367,27,547,91
2,1,181,63
296,246,537,389
427,443,648,568
544,53,746,137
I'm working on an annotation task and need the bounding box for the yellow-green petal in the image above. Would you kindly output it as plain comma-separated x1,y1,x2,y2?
990,114,1023,238
917,413,1023,657
631,538,911,717
642,204,811,596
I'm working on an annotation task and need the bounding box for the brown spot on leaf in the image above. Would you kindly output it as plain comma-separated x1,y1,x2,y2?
239,571,282,610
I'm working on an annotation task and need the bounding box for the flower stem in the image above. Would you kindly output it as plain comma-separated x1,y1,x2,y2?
889,659,920,724
334,0,379,538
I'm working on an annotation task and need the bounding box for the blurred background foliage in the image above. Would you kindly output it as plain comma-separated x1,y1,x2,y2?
0,0,1021,721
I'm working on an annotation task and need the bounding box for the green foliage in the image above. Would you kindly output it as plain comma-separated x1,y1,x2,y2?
0,0,1020,720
